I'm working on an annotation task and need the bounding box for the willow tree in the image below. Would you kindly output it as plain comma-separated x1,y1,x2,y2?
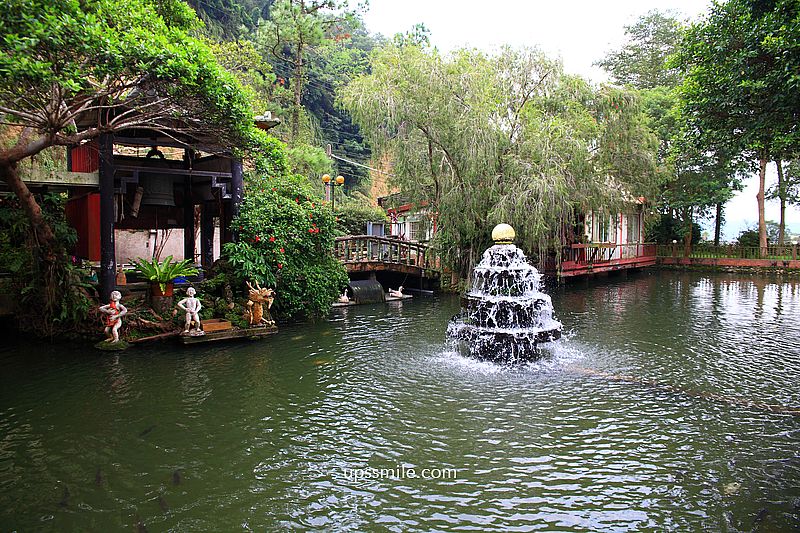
341,45,658,275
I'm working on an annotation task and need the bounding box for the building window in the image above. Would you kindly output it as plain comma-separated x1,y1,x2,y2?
626,213,640,243
410,220,425,242
591,213,616,243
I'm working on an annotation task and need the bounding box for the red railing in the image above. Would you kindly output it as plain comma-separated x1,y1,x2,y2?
334,235,440,270
656,244,799,260
563,242,657,265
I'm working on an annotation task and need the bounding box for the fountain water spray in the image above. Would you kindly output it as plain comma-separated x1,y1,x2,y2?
446,223,561,363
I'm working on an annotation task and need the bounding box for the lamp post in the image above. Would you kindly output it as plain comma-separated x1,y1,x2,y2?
322,174,345,211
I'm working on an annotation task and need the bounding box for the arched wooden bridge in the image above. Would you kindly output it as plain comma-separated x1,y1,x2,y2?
334,235,441,284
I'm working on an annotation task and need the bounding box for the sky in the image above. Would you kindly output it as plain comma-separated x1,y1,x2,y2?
362,0,800,242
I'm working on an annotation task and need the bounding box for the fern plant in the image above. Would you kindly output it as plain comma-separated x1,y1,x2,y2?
131,255,198,294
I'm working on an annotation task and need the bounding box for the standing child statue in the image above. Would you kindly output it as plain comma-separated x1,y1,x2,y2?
177,287,204,336
99,290,127,343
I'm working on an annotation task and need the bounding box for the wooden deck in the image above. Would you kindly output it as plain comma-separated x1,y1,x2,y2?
178,325,278,344
559,243,657,277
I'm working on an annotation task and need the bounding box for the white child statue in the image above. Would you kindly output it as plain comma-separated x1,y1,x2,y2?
177,287,204,336
99,290,127,343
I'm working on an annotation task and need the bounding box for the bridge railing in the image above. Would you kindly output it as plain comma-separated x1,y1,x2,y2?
334,235,439,270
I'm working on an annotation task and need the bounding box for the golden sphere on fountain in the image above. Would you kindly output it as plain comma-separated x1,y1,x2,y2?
492,223,515,244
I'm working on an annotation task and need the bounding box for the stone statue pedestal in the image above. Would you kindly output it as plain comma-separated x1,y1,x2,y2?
94,339,131,351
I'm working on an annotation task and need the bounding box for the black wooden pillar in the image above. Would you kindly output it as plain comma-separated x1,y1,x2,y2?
98,133,116,301
230,158,243,243
183,149,195,263
183,181,195,264
201,200,215,270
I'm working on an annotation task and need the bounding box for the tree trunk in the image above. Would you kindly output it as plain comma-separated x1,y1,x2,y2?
291,39,304,141
683,207,693,258
714,202,723,246
776,159,786,246
757,157,768,257
0,161,59,261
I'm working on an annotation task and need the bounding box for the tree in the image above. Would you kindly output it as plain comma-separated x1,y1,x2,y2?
598,10,745,250
766,159,800,245
186,0,267,37
597,10,685,89
0,0,261,326
674,0,800,256
665,131,740,255
342,45,659,275
255,0,358,141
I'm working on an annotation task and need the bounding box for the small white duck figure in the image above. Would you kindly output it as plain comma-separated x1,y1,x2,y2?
388,286,404,298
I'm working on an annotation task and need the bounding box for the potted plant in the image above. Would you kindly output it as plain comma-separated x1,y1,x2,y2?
131,255,199,297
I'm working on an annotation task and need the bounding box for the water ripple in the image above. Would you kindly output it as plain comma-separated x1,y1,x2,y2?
1,273,800,531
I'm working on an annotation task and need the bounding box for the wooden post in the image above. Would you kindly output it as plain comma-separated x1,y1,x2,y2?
183,150,195,263
98,133,116,301
230,158,243,243
201,200,214,270
184,192,195,263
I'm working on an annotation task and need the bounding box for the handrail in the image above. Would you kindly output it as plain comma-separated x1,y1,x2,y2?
562,242,657,265
334,235,440,270
656,243,799,260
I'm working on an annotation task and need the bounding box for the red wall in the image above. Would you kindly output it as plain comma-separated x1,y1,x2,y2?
66,193,100,260
70,140,99,173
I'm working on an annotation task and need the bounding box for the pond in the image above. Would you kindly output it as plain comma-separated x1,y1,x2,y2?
1,271,799,531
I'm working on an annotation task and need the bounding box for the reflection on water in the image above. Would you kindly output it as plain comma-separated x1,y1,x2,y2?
1,271,800,531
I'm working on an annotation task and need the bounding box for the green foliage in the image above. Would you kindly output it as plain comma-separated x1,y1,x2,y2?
335,200,387,235
0,0,264,157
288,144,334,179
342,45,659,273
737,228,761,247
598,7,743,247
186,0,265,37
645,214,701,244
767,160,800,207
223,172,348,320
131,256,199,293
211,39,277,115
0,194,91,334
250,5,376,191
673,0,800,159
597,10,685,89
250,131,291,176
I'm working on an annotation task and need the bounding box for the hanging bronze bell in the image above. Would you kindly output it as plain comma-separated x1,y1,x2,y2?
139,174,176,206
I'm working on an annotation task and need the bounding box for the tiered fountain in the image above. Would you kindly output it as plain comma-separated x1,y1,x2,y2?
446,224,561,363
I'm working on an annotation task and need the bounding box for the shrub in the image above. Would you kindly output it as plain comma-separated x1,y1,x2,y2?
335,200,388,235
737,228,761,247
0,193,91,335
645,214,701,244
130,255,198,293
223,172,348,320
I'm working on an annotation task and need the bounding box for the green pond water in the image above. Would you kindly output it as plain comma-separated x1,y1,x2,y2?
1,271,800,532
